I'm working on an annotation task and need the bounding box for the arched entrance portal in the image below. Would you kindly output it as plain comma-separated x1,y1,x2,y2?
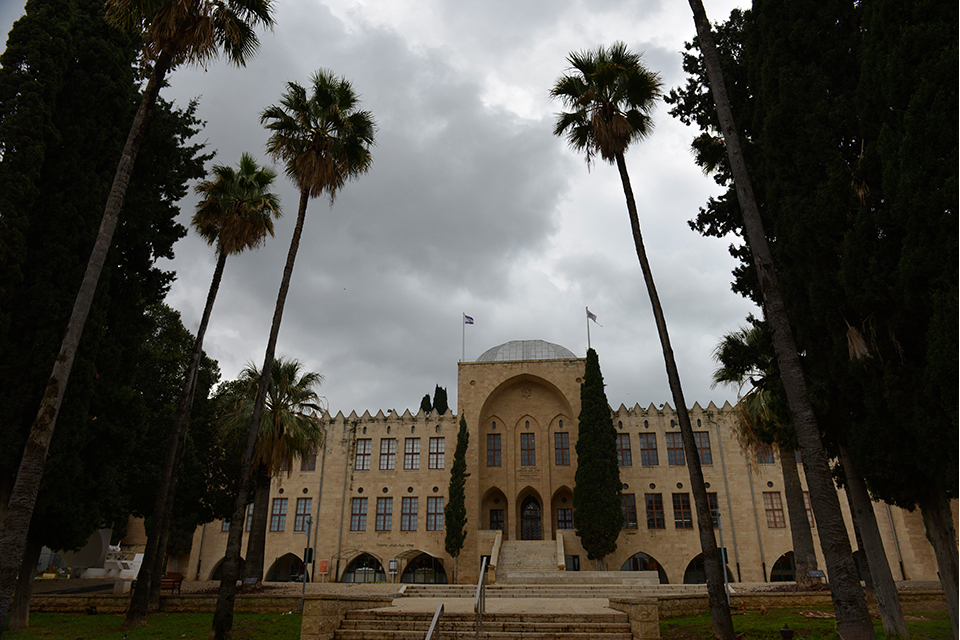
520,496,542,540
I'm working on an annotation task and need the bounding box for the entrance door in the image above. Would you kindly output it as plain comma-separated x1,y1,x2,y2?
520,496,542,540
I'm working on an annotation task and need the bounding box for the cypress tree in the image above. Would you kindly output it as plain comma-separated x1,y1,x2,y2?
572,348,621,569
444,415,469,582
419,394,433,414
433,385,448,415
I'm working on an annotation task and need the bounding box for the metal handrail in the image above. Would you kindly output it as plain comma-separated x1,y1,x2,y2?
474,556,488,640
424,602,444,640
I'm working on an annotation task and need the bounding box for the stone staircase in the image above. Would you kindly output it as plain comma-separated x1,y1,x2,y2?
496,540,558,580
333,609,632,639
400,582,702,599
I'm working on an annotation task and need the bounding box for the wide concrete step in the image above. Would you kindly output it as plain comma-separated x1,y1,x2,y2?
335,610,631,639
400,583,702,598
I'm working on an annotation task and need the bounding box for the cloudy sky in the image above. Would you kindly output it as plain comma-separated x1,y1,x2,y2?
2,0,757,417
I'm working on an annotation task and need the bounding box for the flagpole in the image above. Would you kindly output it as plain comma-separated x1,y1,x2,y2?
586,306,591,350
462,313,466,362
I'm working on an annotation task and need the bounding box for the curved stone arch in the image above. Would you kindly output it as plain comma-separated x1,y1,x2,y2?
480,486,509,534
341,552,386,583
399,551,448,584
550,485,574,534
770,551,796,582
208,555,244,582
478,374,575,425
620,550,670,584
265,552,307,583
682,553,735,584
516,485,544,541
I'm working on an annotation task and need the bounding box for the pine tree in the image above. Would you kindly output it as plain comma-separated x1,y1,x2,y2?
444,415,469,582
572,348,621,569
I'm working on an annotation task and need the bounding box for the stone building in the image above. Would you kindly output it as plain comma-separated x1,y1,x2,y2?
177,340,944,586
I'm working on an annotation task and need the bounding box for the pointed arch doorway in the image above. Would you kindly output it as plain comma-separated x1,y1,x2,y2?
520,496,542,540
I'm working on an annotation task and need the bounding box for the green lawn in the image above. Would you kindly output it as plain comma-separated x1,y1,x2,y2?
5,612,302,640
661,602,952,639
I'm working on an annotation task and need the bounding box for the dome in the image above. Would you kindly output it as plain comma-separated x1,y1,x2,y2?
476,340,577,362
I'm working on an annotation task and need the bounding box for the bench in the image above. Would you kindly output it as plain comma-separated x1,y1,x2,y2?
160,572,183,594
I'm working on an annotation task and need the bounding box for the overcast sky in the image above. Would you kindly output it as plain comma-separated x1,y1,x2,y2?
2,0,757,417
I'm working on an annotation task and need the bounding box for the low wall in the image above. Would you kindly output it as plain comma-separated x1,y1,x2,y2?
609,597,660,639
300,594,394,640
30,594,304,615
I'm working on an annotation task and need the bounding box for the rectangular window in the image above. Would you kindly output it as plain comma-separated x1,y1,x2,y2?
301,444,318,472
666,433,685,465
804,491,815,529
487,433,501,466
427,496,444,531
617,433,633,466
639,433,658,466
221,519,230,532
379,438,396,470
673,493,693,529
294,498,312,532
520,432,536,466
554,432,570,465
350,497,367,531
764,492,786,528
557,508,573,530
757,444,775,464
694,432,713,465
270,498,287,532
428,437,445,469
645,493,665,529
404,438,420,470
489,509,504,530
355,438,372,470
245,503,254,532
622,494,638,529
376,497,392,531
708,492,719,527
401,497,418,531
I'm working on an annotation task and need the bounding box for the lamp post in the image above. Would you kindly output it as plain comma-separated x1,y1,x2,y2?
301,515,313,611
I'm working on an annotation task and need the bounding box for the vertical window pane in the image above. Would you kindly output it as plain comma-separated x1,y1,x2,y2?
757,445,775,464
621,494,638,529
707,492,719,527
379,438,396,470
639,433,659,466
301,444,318,471
376,497,392,531
401,497,418,531
694,432,713,465
427,497,444,531
404,438,420,470
355,438,372,470
429,437,445,469
490,509,504,530
350,497,367,531
645,494,665,529
666,433,685,466
520,432,536,466
557,508,573,529
803,491,815,529
270,498,288,532
554,432,570,465
673,493,692,529
245,504,254,532
487,433,501,466
763,492,786,528
295,498,312,532
617,433,632,466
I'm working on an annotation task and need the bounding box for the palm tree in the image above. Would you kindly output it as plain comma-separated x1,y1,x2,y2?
711,325,820,589
685,3,875,637
0,1,274,626
125,154,280,627
211,70,375,639
220,359,325,584
551,43,735,639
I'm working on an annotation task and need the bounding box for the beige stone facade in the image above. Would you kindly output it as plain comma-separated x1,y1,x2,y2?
176,340,946,587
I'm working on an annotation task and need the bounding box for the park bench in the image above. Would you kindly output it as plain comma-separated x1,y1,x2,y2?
159,572,183,594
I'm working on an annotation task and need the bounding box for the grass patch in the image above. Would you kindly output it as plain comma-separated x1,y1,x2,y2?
5,612,302,640
661,601,952,639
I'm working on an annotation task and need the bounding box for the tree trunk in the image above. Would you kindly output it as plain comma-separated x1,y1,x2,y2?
0,52,172,637
839,445,908,637
781,449,818,589
242,467,272,583
917,487,958,638
684,3,874,638
615,151,735,640
126,249,228,628
8,539,41,631
212,188,311,640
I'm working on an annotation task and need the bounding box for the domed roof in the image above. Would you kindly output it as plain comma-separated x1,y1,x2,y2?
476,340,577,362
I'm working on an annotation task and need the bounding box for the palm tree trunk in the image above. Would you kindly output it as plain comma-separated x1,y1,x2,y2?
614,151,735,640
8,539,41,631
0,52,172,636
125,248,228,628
918,488,959,637
781,450,818,589
212,188,311,640
838,445,908,637
242,467,272,583
684,3,874,638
